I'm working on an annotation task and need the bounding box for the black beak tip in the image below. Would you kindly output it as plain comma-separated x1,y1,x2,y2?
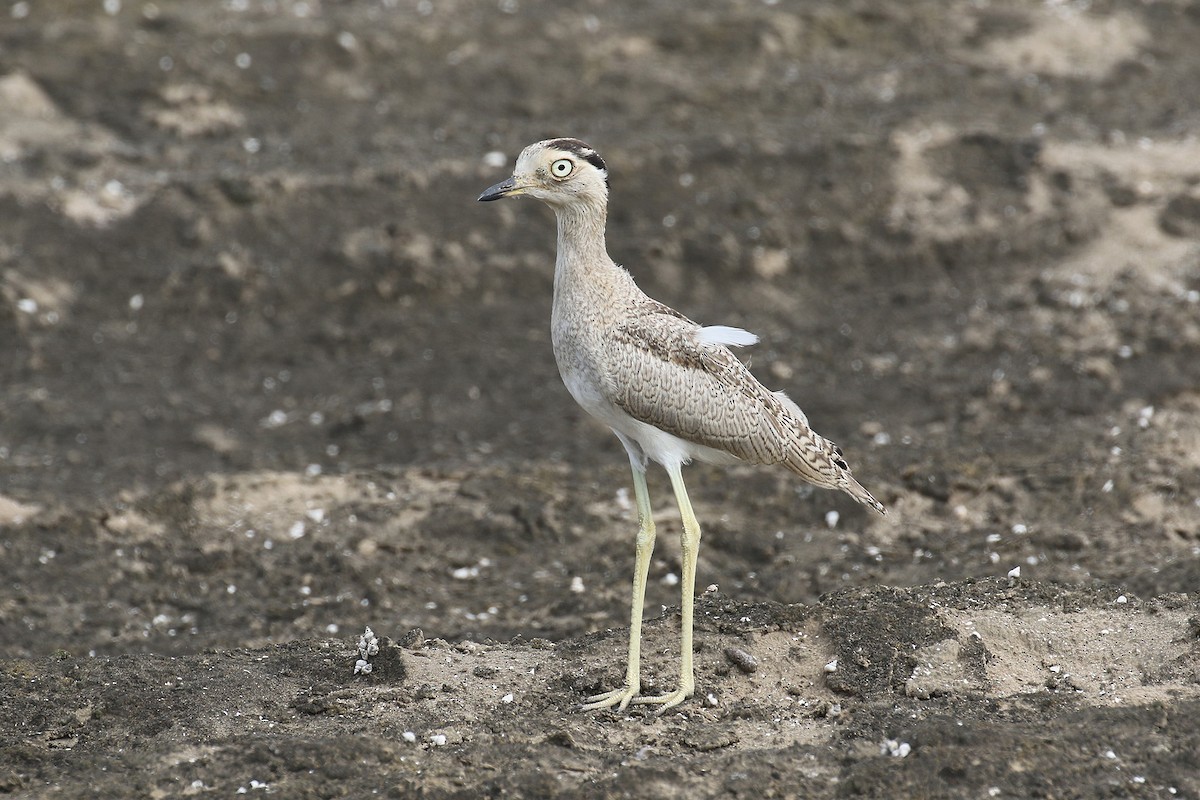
478,177,516,203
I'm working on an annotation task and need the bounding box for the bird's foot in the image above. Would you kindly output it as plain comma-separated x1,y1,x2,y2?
581,684,640,712
631,683,694,714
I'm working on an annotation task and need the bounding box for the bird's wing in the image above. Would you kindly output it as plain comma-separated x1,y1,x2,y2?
604,304,802,465
606,302,886,514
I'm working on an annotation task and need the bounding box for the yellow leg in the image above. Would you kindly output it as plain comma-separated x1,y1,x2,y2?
582,463,656,711
633,462,699,712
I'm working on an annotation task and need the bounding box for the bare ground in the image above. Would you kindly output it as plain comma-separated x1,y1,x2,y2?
2,0,1199,797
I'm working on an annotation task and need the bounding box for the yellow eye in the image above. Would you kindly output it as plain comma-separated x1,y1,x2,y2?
550,158,574,178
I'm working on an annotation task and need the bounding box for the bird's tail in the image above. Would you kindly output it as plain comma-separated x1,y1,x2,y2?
781,446,887,515
771,391,886,515
843,475,887,516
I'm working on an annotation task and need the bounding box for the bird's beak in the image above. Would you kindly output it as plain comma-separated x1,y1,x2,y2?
477,176,525,202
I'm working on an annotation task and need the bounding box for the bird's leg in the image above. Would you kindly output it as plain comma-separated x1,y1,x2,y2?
582,462,656,711
633,463,699,712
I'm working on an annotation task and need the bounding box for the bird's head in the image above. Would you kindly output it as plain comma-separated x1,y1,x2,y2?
478,138,608,210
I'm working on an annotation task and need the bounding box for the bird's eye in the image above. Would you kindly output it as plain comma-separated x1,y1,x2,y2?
550,159,574,178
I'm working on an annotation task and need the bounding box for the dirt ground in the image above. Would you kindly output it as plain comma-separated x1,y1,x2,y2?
2,0,1200,797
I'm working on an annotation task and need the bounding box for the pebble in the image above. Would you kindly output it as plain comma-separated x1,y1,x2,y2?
724,647,758,674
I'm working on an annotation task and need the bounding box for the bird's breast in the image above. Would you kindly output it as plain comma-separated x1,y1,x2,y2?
551,307,620,423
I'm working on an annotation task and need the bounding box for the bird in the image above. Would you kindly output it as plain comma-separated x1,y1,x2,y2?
478,138,885,713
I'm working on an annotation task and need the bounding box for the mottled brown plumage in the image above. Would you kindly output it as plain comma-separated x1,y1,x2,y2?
479,138,885,713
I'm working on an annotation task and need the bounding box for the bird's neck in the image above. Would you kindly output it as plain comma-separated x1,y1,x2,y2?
553,201,616,299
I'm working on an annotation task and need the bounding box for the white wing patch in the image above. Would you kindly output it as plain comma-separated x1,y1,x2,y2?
696,325,759,348
773,390,809,427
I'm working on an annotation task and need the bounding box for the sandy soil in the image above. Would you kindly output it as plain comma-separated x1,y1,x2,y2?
2,0,1199,797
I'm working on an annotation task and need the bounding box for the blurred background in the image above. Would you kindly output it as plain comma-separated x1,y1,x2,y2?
1,0,1198,655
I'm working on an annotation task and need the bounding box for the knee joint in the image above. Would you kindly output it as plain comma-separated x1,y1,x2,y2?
636,521,655,548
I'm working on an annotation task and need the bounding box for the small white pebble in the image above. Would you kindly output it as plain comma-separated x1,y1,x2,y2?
662,572,679,586
704,584,719,594
1102,479,1114,493
501,693,514,704
16,298,37,314
824,659,838,673
705,692,719,707
1007,566,1021,579
430,734,447,746
569,576,585,594
129,294,144,310
288,521,306,539
1104,749,1117,760
402,731,417,743
305,508,326,523
451,566,478,580
325,623,339,634
614,486,631,511
1011,523,1028,535
825,510,840,529
1116,595,1127,604
482,151,507,168
263,409,288,428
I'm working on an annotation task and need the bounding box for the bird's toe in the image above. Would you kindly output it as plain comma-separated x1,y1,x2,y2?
581,684,639,712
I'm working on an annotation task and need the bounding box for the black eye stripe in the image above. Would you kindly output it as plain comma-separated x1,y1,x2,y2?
545,138,607,176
